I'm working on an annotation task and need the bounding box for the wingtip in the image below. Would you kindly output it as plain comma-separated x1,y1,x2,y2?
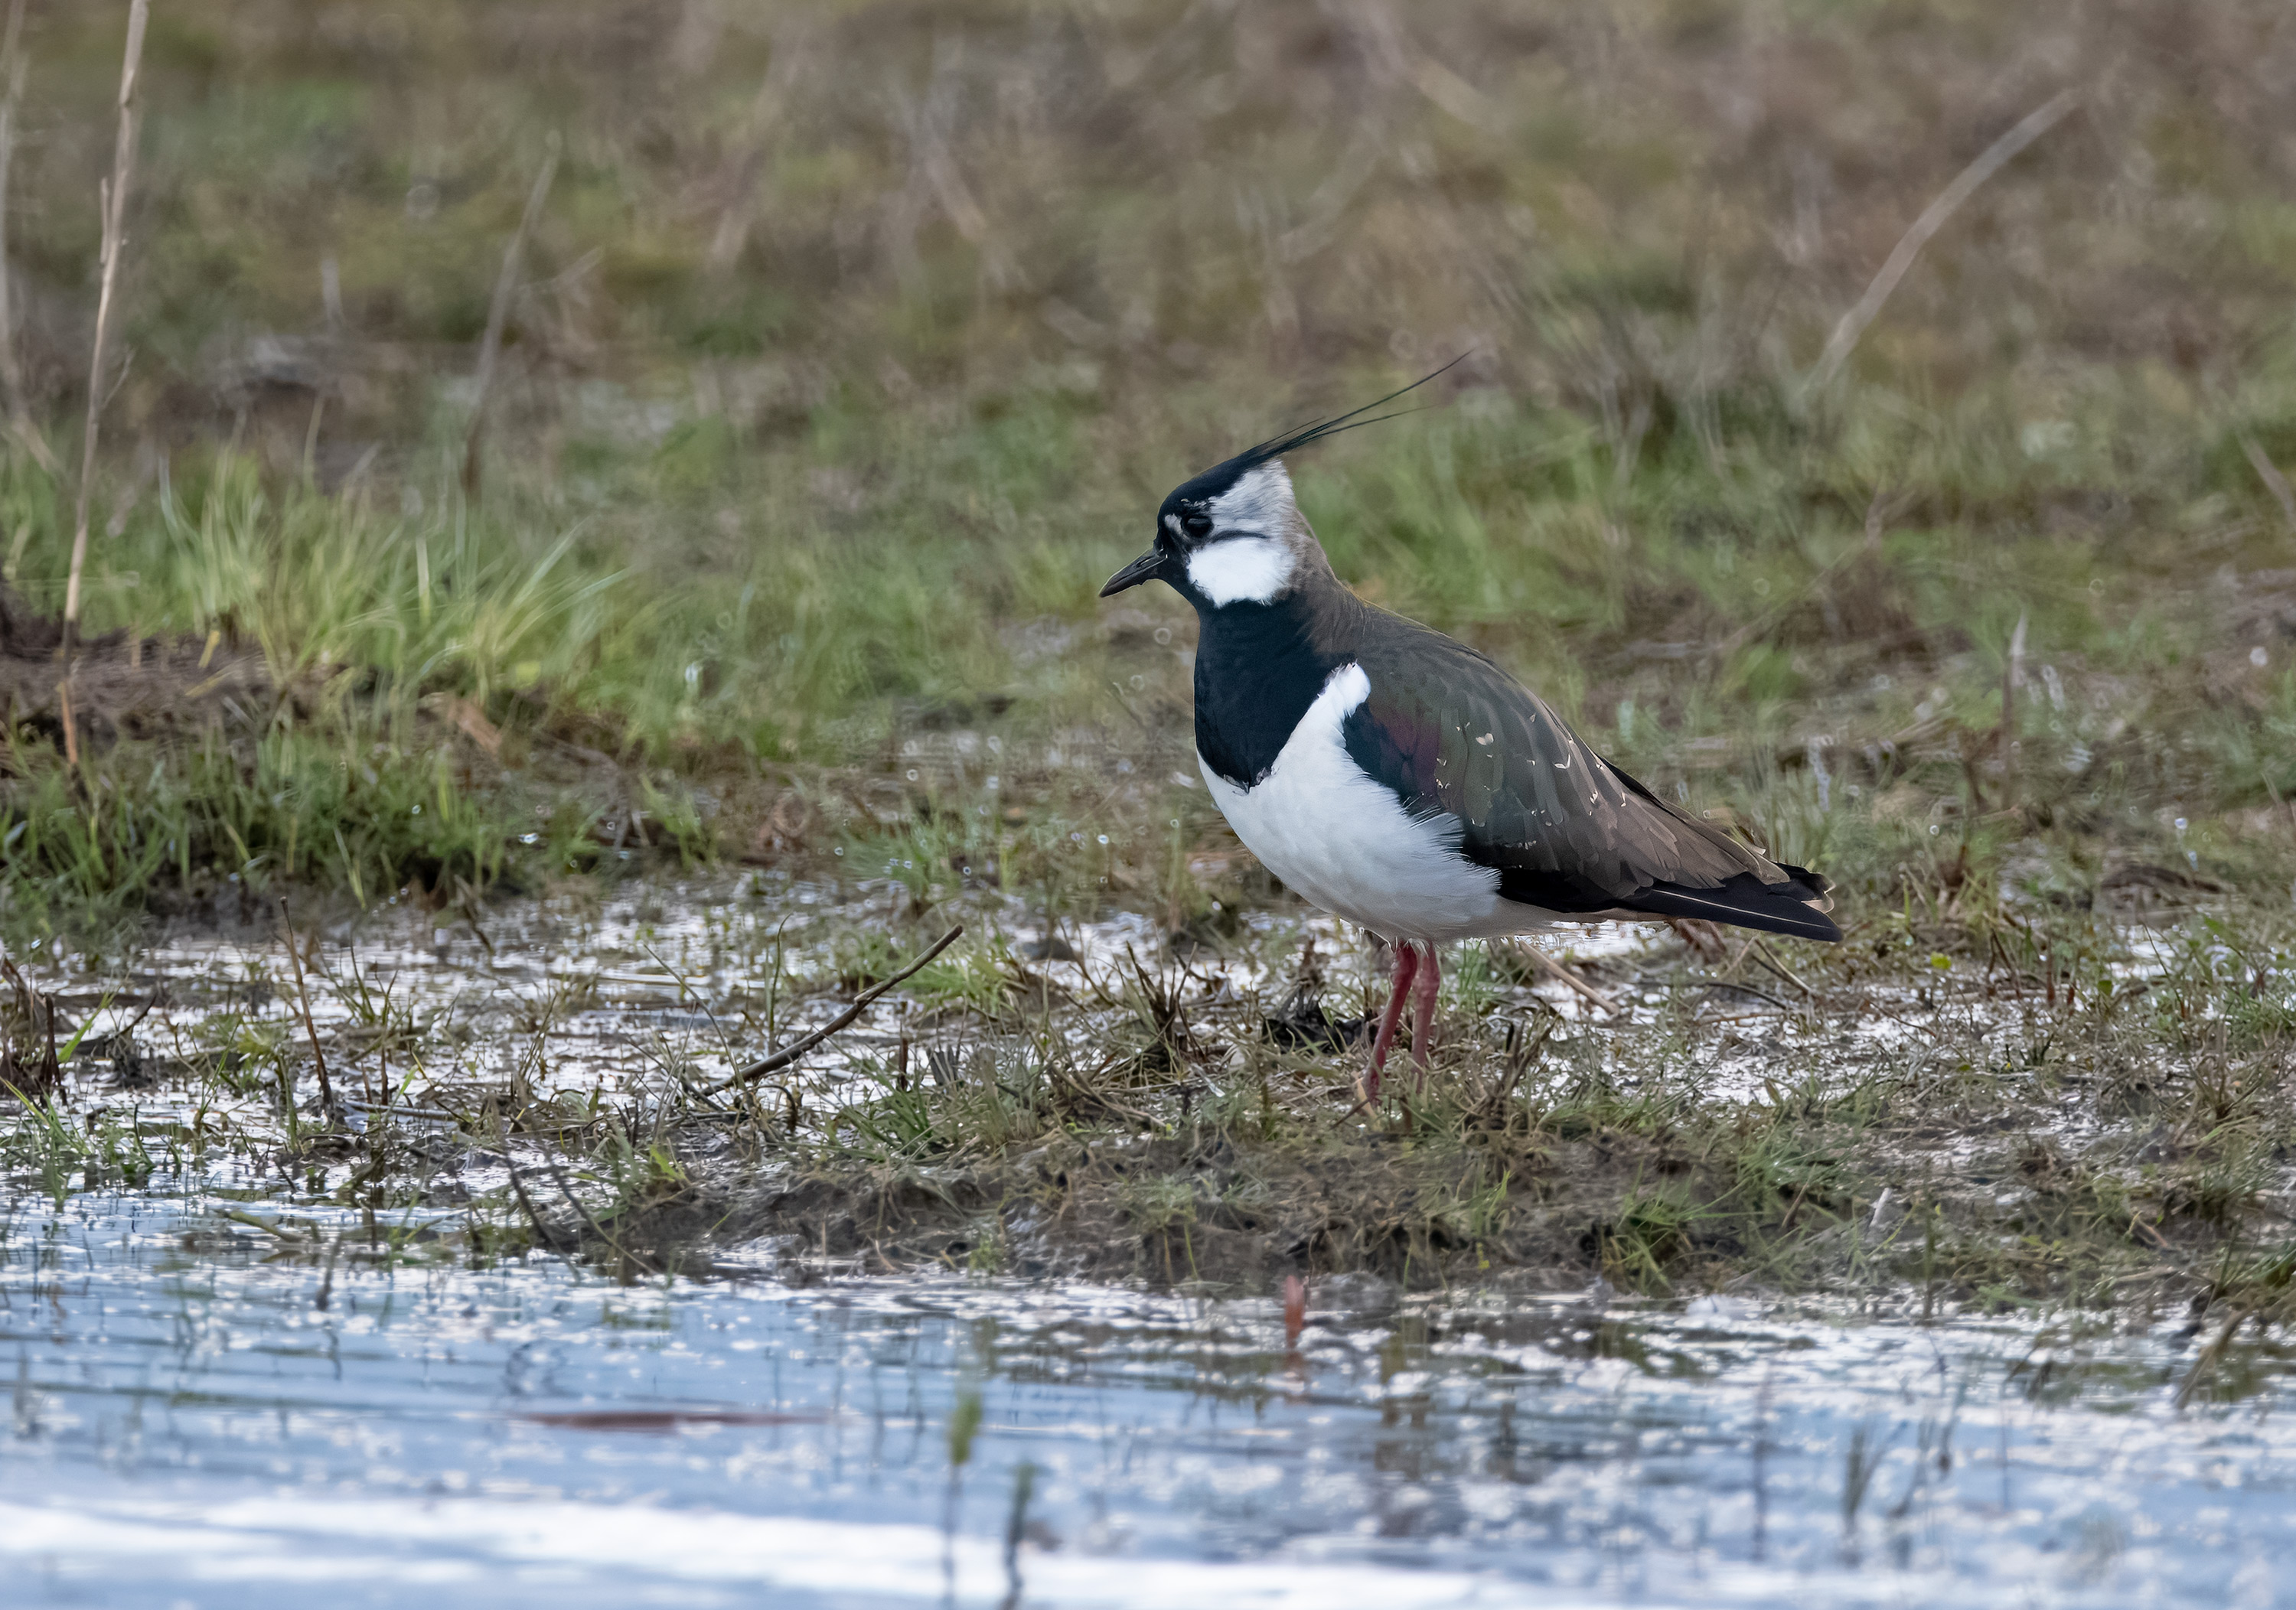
1795,907,1844,944
1776,862,1835,911
1623,872,1844,943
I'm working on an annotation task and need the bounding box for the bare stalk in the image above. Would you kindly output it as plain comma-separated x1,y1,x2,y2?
60,0,149,663
2001,609,2027,810
2239,432,2296,533
705,924,963,1093
279,898,338,1117
705,26,810,277
1510,940,1619,1012
1807,89,2080,394
0,0,52,470
460,133,559,498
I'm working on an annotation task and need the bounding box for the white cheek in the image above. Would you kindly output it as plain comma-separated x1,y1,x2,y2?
1186,538,1293,606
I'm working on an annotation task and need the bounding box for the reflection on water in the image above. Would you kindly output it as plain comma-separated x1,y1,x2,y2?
4,1192,2293,1608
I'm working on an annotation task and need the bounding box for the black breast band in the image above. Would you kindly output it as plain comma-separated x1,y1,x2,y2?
1191,596,1351,787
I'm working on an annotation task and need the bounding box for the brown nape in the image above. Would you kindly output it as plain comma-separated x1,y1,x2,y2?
1281,513,1365,655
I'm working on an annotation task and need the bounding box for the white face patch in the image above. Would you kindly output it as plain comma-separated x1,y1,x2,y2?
1186,537,1294,606
1181,460,1301,605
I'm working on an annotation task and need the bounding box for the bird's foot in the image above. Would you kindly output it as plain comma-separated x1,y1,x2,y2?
1406,945,1442,1083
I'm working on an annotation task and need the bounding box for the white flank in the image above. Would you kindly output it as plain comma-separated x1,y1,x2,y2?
1186,536,1294,605
1203,663,1537,943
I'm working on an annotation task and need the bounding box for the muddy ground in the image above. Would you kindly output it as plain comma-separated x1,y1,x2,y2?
14,877,2276,1359
0,585,271,748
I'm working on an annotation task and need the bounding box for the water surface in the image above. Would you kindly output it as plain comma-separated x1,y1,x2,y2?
6,1191,2293,1608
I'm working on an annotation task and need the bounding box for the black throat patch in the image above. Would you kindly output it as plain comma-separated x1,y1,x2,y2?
1191,592,1355,788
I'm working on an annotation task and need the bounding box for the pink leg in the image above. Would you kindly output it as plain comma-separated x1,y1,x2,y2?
1407,946,1442,1079
1358,943,1420,1103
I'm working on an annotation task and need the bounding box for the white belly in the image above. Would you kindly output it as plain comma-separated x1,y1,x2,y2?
1201,663,1554,943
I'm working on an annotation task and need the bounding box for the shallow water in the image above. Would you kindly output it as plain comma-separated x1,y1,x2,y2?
6,1188,2294,1608
24,872,2131,1149
7,886,2290,1605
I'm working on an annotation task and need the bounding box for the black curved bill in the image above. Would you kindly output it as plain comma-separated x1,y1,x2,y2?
1100,549,1165,597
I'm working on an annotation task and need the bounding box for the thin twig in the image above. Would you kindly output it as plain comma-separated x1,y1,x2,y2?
1512,940,1619,1012
1752,939,1820,1001
1643,973,1793,1013
504,1153,573,1255
340,1094,458,1122
2239,432,2296,533
279,898,338,1116
59,0,149,661
1707,538,1876,663
1470,1013,1554,1123
704,24,809,275
543,1154,657,1274
2174,1305,2249,1411
704,923,963,1093
460,133,560,497
1807,89,2080,393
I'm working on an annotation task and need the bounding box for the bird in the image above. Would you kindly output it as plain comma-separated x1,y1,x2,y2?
1101,368,1839,1103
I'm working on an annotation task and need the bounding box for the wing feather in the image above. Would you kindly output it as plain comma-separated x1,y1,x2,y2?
1342,618,1839,941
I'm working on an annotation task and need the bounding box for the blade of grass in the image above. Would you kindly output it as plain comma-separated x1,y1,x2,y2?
279,898,338,1117
461,133,561,497
60,0,149,660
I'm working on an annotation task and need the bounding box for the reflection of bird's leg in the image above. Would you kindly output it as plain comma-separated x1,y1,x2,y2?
1408,945,1441,1081
1358,942,1420,1103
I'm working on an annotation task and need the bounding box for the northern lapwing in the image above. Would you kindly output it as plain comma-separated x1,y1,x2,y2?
1102,371,1840,1101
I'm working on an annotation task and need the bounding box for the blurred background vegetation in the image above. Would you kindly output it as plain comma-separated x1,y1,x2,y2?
0,0,2293,939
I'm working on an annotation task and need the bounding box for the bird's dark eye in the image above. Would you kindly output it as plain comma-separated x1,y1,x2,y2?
1181,511,1214,539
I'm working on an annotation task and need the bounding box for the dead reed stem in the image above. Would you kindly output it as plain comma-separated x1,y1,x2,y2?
704,25,809,277
1808,88,2080,393
707,923,964,1092
2240,433,2296,533
1513,941,1619,1012
460,133,560,497
544,1153,658,1274
280,897,338,1116
0,0,51,473
60,0,148,665
2002,609,2027,810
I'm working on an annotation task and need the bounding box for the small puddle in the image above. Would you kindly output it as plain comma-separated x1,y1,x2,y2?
6,1189,2294,1608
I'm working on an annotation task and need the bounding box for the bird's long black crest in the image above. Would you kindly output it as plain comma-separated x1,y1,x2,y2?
1216,353,1471,481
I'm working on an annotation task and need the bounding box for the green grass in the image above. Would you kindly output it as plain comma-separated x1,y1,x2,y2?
0,0,2291,946
10,355,2296,949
